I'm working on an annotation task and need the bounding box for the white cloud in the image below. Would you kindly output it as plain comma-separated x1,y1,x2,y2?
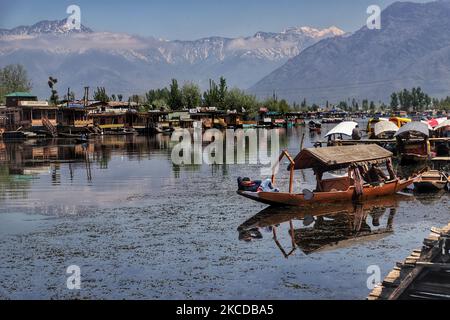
0,32,158,52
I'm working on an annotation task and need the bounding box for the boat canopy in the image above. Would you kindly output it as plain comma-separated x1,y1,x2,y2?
369,117,390,123
434,119,450,131
374,120,399,137
422,117,448,129
289,144,393,171
389,117,411,127
394,121,429,138
324,121,358,138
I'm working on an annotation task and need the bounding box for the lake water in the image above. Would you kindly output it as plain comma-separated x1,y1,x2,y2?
0,124,449,299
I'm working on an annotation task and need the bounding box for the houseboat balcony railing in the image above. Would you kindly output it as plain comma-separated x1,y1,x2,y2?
31,119,57,127
74,119,94,127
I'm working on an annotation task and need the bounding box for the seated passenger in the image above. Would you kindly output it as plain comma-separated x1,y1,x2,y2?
258,179,280,192
237,177,262,192
367,164,388,183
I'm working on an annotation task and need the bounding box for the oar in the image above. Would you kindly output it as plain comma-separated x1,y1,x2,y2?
396,191,415,197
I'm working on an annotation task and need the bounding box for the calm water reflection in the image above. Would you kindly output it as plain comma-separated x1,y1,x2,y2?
0,125,449,299
238,195,410,258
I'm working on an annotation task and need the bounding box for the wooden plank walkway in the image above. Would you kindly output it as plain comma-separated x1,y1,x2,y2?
368,222,450,300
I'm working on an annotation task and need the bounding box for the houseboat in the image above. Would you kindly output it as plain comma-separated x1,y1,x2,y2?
189,108,226,129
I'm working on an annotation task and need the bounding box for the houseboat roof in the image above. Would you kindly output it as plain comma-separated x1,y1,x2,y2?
190,111,226,116
18,101,58,109
289,144,393,171
89,112,126,117
394,121,429,138
5,92,36,98
107,101,138,108
138,111,169,117
59,102,88,109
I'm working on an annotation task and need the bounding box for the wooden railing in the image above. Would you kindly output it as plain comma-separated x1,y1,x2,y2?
74,119,94,127
31,119,57,127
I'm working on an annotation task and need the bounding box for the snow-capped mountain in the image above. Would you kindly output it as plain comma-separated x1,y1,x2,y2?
251,1,450,104
0,18,93,36
0,19,344,98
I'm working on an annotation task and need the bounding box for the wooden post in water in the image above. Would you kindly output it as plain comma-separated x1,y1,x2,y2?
271,150,295,193
289,163,294,193
67,87,70,108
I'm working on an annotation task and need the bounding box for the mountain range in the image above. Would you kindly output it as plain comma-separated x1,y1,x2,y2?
251,0,450,103
0,18,344,99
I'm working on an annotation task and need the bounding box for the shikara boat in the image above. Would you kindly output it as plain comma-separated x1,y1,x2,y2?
321,117,343,124
373,120,399,139
394,121,431,163
367,117,389,138
237,144,416,207
308,120,321,132
389,117,411,128
414,169,449,192
1,131,27,140
324,121,358,143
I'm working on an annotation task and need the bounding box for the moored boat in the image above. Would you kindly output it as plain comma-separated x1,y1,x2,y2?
237,144,416,207
373,120,399,139
1,131,27,140
308,120,321,132
324,121,358,144
414,169,449,192
394,121,432,163
389,117,411,128
367,117,390,138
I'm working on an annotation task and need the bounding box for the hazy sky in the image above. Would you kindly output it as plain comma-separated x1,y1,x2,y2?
0,0,432,40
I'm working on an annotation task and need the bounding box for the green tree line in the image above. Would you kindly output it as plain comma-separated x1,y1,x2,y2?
135,77,302,115
2,64,450,113
390,87,432,112
0,64,32,104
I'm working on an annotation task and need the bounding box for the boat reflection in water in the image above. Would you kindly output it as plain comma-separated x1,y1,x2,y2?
238,195,413,258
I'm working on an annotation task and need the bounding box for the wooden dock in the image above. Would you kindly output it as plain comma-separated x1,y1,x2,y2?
368,222,450,300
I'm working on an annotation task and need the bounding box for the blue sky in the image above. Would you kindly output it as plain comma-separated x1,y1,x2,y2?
0,0,431,40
